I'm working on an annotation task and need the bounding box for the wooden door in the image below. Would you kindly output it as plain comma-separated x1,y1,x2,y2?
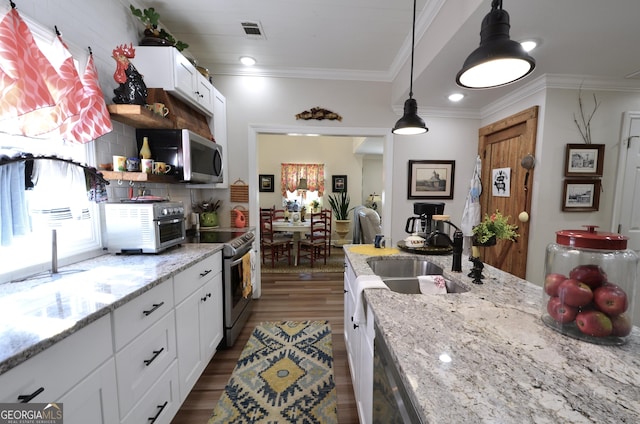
478,106,538,279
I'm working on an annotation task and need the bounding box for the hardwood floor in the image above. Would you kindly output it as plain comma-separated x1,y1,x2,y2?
171,271,359,424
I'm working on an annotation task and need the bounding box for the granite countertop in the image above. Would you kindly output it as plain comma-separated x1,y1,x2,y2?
0,244,223,375
344,246,640,423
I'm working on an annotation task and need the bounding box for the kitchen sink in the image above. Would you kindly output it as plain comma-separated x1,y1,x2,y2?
366,257,470,294
382,277,470,294
366,257,444,278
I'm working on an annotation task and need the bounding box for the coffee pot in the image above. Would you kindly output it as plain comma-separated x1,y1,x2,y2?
405,202,445,236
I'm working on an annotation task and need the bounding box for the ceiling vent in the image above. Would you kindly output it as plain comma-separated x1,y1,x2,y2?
241,21,266,40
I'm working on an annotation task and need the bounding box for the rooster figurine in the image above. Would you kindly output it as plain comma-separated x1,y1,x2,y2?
112,43,147,105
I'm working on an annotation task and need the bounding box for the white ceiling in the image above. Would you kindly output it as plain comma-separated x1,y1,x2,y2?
139,0,640,115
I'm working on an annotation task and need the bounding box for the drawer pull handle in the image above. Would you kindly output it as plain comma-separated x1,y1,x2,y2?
353,323,359,330
143,348,165,366
143,302,165,316
148,401,168,423
18,387,44,403
201,293,212,302
199,269,212,277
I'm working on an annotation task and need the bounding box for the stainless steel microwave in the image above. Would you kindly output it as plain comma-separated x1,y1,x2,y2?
135,129,223,183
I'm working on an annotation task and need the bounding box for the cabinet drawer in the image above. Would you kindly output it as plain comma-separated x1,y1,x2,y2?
112,280,174,351
120,360,180,424
0,315,112,404
173,251,221,304
115,310,176,417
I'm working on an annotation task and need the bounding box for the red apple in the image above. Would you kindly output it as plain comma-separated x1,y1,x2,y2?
557,279,593,307
610,313,633,337
544,273,567,297
593,284,628,316
575,310,613,337
569,264,607,289
547,297,578,324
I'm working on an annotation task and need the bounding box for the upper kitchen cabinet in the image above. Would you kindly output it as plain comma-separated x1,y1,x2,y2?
132,47,215,116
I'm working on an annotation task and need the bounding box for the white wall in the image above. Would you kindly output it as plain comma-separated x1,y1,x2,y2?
389,116,480,247
362,155,383,207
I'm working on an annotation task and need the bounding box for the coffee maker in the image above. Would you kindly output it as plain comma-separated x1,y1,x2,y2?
405,202,445,236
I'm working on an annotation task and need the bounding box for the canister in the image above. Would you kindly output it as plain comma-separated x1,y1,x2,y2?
542,225,637,345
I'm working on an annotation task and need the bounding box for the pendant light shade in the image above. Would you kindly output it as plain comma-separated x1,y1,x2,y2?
456,0,535,89
392,0,428,135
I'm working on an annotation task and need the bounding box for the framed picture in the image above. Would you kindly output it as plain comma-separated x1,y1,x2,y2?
562,179,601,212
408,160,455,199
564,144,605,177
332,175,347,192
259,174,274,192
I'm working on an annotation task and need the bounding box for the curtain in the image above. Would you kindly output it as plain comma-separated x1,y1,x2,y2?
280,163,325,196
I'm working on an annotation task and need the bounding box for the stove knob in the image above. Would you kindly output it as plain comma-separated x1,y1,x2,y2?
162,208,169,216
177,207,184,215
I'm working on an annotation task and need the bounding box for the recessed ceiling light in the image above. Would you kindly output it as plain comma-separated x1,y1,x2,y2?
448,93,464,102
520,40,537,52
240,56,256,66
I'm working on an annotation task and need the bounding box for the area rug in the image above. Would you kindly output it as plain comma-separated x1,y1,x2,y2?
208,321,338,424
261,247,345,274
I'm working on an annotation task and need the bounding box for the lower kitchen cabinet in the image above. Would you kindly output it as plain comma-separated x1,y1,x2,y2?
58,358,119,424
0,314,115,409
120,361,181,424
174,251,223,402
344,258,374,424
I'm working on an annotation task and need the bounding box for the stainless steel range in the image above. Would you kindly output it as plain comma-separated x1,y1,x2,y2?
193,229,255,347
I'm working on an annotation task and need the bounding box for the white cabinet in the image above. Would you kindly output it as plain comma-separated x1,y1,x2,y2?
212,86,228,188
132,46,214,116
343,259,374,424
112,279,176,419
58,358,119,424
0,315,118,421
174,251,223,402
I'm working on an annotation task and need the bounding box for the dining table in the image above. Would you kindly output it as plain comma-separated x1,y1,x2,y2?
271,219,311,265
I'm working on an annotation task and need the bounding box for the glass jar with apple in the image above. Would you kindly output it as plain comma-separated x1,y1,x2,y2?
542,225,637,345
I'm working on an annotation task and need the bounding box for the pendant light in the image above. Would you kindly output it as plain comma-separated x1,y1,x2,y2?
392,0,428,135
456,0,535,89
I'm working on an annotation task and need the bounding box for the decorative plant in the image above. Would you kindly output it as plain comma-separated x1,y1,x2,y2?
573,87,600,144
130,5,189,52
192,198,221,213
327,191,354,220
310,199,320,210
472,210,519,244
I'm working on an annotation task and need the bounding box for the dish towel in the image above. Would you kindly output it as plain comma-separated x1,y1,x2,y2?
417,275,448,295
242,252,252,298
353,275,387,325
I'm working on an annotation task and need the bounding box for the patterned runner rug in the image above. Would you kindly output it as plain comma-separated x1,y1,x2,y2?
208,321,338,424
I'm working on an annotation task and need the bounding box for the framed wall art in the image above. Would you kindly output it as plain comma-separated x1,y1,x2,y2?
259,174,275,192
407,160,455,199
564,144,605,177
562,179,601,212
332,175,348,192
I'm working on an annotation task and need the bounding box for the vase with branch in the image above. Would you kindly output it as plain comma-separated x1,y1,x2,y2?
573,87,600,144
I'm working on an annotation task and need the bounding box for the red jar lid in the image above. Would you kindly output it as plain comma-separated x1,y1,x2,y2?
556,225,628,250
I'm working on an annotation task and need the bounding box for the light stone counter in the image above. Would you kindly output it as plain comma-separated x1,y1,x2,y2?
344,246,640,423
0,244,223,375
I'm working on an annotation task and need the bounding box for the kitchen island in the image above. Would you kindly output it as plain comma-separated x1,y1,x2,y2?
344,246,640,423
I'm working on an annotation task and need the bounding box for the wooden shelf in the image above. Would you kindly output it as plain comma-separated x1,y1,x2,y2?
107,104,174,129
100,170,177,183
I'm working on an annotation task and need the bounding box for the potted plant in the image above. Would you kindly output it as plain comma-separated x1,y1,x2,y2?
192,198,221,227
130,5,189,52
310,199,320,213
328,191,354,245
472,210,519,246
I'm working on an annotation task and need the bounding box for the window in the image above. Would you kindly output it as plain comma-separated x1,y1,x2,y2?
0,135,102,283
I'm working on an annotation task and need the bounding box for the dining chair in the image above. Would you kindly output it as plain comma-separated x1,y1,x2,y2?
322,208,333,256
298,212,329,267
260,211,292,267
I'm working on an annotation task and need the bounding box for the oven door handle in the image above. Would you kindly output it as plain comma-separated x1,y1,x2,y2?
230,245,253,265
155,218,184,225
